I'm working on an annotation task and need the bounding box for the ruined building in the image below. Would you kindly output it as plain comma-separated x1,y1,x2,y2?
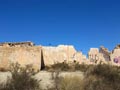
0,42,41,71
0,41,120,71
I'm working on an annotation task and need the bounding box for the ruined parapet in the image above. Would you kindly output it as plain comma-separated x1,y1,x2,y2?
110,49,120,66
0,41,34,47
110,44,120,66
73,52,87,64
88,48,99,63
99,46,110,61
42,45,77,66
114,44,120,49
0,46,41,71
88,48,108,64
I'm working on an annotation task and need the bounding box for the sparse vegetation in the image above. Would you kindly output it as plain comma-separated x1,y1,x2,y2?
49,63,120,90
0,63,41,90
59,76,83,90
46,62,70,71
0,63,120,90
84,64,120,90
74,63,94,72
46,62,94,72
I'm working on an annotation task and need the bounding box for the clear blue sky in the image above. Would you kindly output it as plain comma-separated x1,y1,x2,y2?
0,0,120,54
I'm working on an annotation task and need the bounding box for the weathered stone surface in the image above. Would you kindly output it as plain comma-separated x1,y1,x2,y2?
110,49,120,66
88,48,108,64
99,46,110,61
0,41,34,47
42,45,77,66
0,46,41,71
73,52,87,64
88,48,99,62
0,41,120,70
114,44,120,49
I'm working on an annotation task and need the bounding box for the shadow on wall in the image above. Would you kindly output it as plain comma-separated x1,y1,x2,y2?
41,50,45,70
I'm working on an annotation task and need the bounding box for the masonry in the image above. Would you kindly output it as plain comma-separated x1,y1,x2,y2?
0,42,41,71
0,41,120,71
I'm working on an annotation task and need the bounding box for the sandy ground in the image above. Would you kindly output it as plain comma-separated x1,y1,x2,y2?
0,71,84,89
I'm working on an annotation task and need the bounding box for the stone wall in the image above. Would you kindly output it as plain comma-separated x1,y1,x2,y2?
0,41,120,71
110,49,120,66
42,45,77,66
0,41,34,47
88,48,110,64
0,46,41,71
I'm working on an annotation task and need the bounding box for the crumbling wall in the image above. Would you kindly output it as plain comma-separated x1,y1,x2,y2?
73,52,87,64
99,46,110,61
0,41,34,47
0,41,120,70
42,45,77,66
88,48,99,63
0,46,41,71
88,48,108,64
114,44,120,49
110,49,120,66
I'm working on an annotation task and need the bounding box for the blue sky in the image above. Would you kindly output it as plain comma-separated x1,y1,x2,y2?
0,0,120,54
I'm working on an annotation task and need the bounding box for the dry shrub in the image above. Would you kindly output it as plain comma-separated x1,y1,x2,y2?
0,63,41,90
74,63,94,72
50,62,70,71
84,64,120,90
50,69,83,90
47,62,95,72
51,64,120,90
59,75,83,90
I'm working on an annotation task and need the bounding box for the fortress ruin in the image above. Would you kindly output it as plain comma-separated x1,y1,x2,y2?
0,41,120,71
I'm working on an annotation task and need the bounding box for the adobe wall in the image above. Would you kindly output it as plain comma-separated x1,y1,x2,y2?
0,46,41,71
42,45,77,66
88,48,110,64
110,49,120,66
0,41,120,71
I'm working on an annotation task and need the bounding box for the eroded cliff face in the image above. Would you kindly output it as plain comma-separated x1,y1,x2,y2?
0,46,41,71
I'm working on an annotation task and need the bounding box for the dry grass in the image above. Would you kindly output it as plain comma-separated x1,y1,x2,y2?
49,64,120,90
0,63,41,90
59,76,83,90
0,63,120,90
